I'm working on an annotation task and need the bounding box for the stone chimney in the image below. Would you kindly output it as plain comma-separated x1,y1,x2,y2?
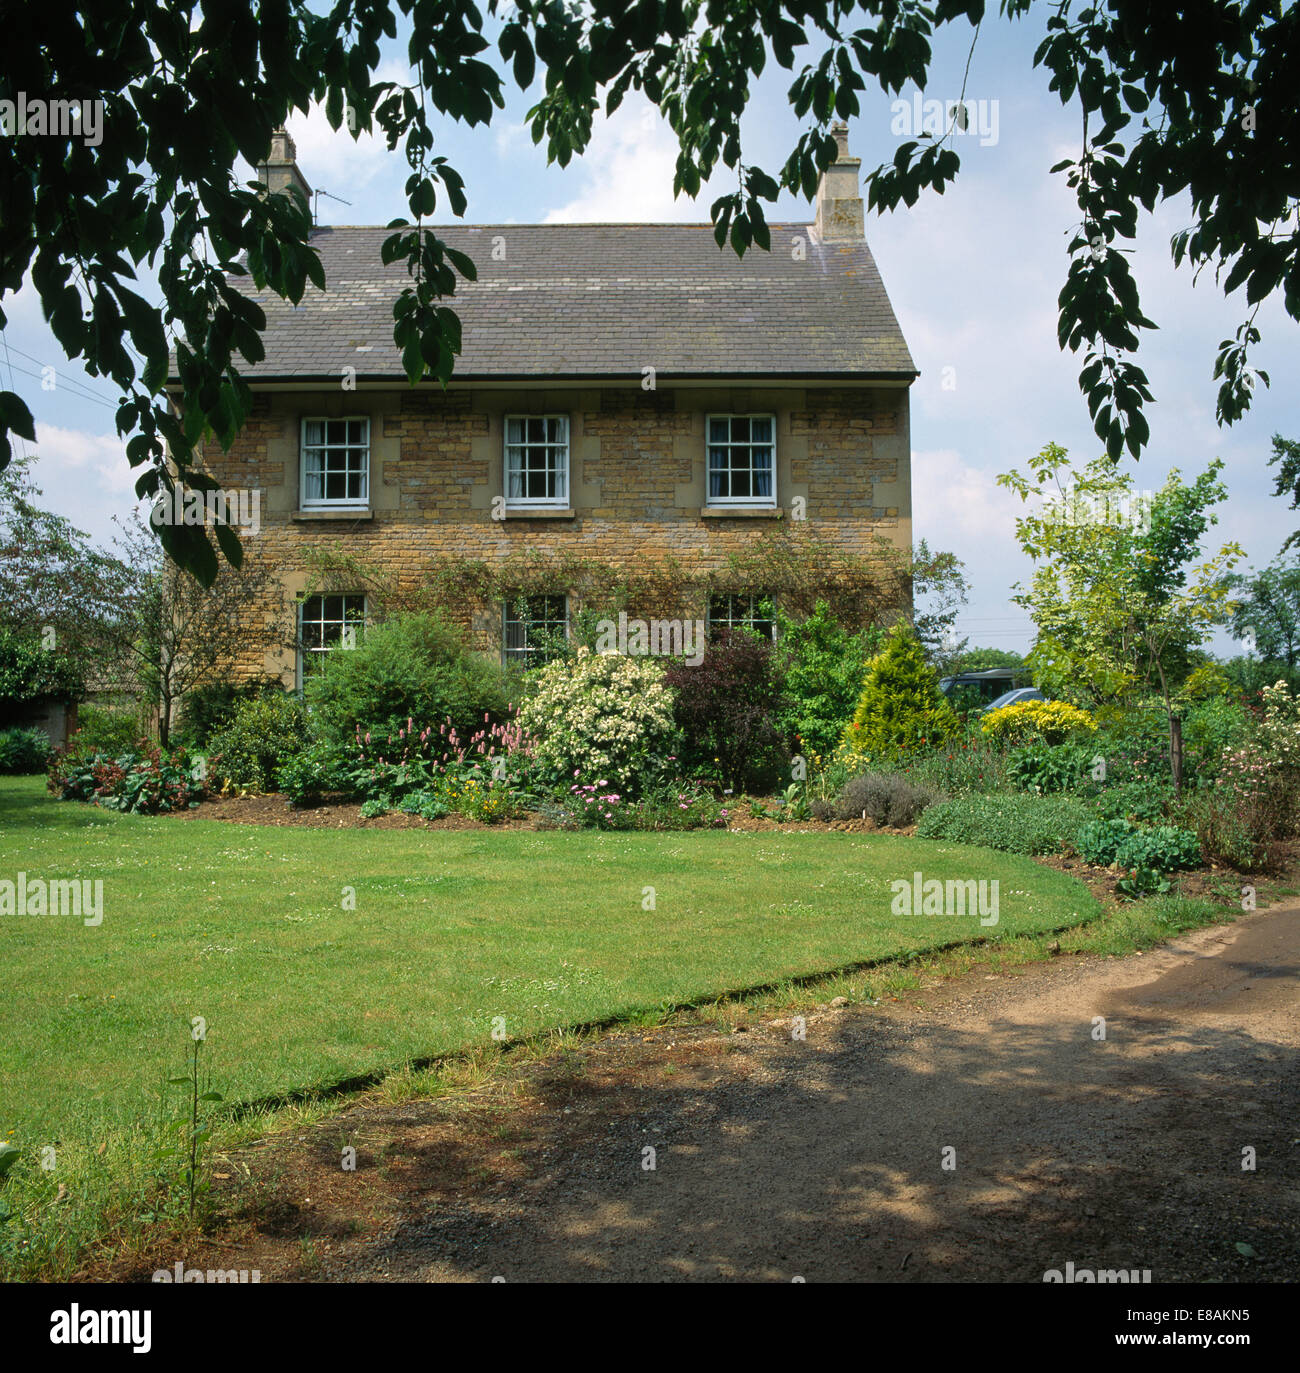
256,128,312,205
813,122,864,242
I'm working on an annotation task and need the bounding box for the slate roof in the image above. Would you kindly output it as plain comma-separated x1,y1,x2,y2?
221,223,916,382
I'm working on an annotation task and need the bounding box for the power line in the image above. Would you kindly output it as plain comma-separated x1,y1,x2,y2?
0,360,117,411
0,341,122,409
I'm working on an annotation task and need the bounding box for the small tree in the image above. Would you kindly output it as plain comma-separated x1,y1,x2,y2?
999,445,1243,791
111,515,283,747
1229,555,1300,669
843,622,959,758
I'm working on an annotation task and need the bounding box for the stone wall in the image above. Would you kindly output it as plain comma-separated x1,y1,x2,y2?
194,382,912,684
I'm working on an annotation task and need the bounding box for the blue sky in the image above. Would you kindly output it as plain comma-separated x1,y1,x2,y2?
4,7,1295,656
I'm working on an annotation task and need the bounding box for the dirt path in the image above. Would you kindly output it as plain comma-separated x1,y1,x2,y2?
152,904,1300,1284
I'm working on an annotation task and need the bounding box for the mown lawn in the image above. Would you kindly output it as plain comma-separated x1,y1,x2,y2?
0,775,1101,1147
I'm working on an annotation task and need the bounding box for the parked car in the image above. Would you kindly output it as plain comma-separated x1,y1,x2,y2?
939,667,1031,711
977,686,1047,714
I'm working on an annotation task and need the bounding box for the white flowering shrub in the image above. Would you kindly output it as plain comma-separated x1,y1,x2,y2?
1259,680,1300,771
516,648,678,794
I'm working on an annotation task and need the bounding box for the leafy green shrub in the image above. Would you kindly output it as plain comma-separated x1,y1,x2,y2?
665,629,788,793
1091,702,1175,784
1180,694,1252,782
0,726,51,774
207,693,308,794
915,794,1092,855
179,676,286,746
519,648,678,794
1092,780,1172,824
275,739,350,808
1075,819,1201,872
1115,866,1172,899
396,789,451,821
834,772,943,827
305,612,509,745
842,621,958,758
48,743,202,814
775,601,882,762
1007,741,1100,794
70,705,141,758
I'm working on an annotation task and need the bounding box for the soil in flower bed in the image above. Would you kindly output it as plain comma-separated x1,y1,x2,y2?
164,792,908,835
167,793,542,830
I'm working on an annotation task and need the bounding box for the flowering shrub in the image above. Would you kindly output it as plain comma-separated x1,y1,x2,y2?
48,742,203,814
280,711,536,822
1258,681,1300,771
561,777,727,830
517,649,678,794
567,778,627,827
1172,726,1296,868
980,699,1096,745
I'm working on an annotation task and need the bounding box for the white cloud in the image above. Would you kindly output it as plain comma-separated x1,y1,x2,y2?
27,424,141,547
542,99,726,223
913,446,1024,550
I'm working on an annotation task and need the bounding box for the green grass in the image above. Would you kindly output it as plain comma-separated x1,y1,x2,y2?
0,774,1107,1273
0,775,1101,1138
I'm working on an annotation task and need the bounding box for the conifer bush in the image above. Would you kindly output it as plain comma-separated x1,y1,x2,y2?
842,622,958,758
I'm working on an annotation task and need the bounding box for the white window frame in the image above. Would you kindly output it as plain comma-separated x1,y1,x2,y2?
504,414,570,509
503,594,569,666
707,592,776,641
300,417,371,509
297,593,367,688
706,413,777,507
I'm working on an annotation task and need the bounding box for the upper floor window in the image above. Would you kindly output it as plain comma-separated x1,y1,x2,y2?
707,414,775,506
301,418,369,508
707,593,775,641
504,594,568,666
298,593,366,684
505,415,569,507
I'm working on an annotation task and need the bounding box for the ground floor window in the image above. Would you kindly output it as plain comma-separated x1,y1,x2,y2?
707,592,775,641
298,593,366,684
504,594,568,666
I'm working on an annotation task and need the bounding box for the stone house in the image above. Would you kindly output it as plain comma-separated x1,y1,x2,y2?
184,124,916,685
